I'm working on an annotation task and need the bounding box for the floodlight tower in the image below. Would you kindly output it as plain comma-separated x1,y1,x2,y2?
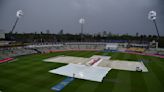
148,11,160,39
79,18,85,42
10,10,23,33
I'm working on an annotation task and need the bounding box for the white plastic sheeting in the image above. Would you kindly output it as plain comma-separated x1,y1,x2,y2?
90,55,111,60
49,64,111,82
44,56,90,64
45,55,148,72
109,60,148,72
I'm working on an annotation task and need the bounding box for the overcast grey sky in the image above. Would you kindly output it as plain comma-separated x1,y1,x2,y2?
0,0,164,35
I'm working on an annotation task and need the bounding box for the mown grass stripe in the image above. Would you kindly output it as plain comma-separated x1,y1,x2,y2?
112,70,131,92
131,55,148,92
130,55,148,92
1,51,164,92
143,67,164,92
148,61,164,88
110,52,123,60
75,81,99,92
94,70,119,92
138,55,164,92
111,52,132,92
60,79,85,92
130,72,148,92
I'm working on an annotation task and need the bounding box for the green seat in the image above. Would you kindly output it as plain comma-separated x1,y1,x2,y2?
0,57,4,60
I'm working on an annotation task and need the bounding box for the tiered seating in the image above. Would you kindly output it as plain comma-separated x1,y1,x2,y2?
145,49,164,56
65,43,105,50
33,46,65,53
30,42,106,53
158,51,164,55
126,47,145,53
0,47,37,59
144,50,157,54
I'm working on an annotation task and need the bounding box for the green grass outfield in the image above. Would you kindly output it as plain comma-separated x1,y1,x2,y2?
0,51,164,92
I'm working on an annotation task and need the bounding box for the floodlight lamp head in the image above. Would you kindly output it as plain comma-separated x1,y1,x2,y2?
79,18,85,24
16,10,23,18
148,10,157,21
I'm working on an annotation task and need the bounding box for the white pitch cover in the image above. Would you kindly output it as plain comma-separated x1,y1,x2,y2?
49,64,111,82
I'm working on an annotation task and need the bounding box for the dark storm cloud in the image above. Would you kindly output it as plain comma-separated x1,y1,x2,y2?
0,0,164,35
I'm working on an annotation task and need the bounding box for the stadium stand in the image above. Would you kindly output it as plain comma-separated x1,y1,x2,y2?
0,47,37,63
126,47,145,53
65,42,106,50
0,42,164,61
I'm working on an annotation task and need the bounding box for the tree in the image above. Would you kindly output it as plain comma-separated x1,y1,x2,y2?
148,35,152,38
